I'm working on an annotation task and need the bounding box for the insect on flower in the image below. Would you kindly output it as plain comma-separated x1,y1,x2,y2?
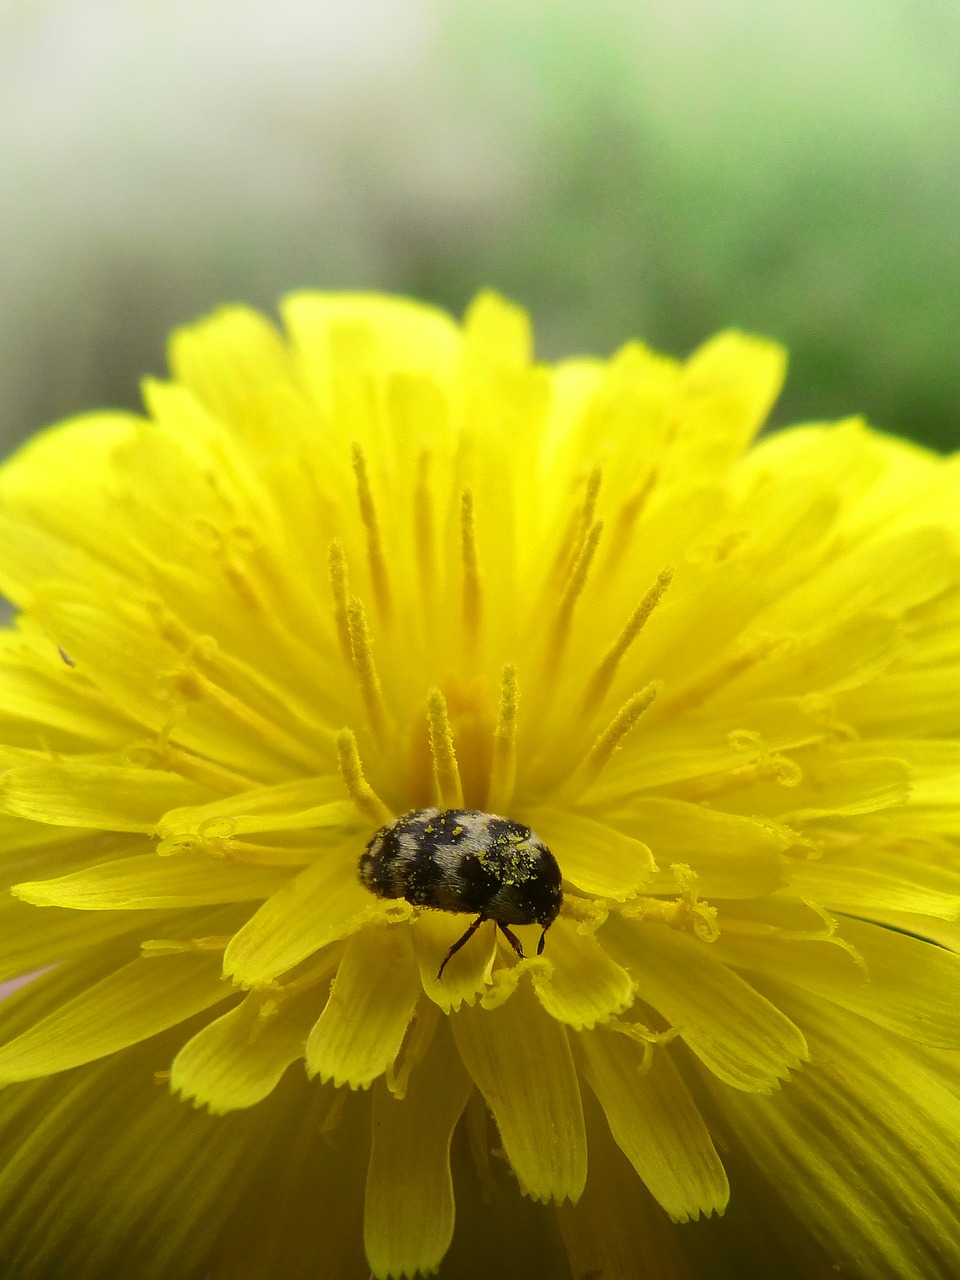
359,808,563,978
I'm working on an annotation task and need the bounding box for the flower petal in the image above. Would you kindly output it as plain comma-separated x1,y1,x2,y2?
605,917,808,1091
450,977,587,1203
576,1029,728,1221
523,807,656,899
787,840,960,919
13,851,289,910
410,910,497,1013
708,987,960,1280
0,1047,269,1280
716,915,960,1049
171,977,331,1114
364,1023,472,1280
0,894,169,982
157,777,353,837
556,1083,693,1280
306,925,421,1089
674,329,786,464
615,796,789,897
223,841,409,987
209,1082,371,1280
0,952,233,1081
0,760,215,831
529,917,635,1029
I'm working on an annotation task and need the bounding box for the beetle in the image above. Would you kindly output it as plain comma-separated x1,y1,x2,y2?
359,807,563,979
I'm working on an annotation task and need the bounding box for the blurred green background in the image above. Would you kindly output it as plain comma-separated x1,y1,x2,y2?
1,0,958,453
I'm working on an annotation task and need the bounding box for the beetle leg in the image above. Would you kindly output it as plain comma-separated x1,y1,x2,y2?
437,913,488,980
497,922,526,961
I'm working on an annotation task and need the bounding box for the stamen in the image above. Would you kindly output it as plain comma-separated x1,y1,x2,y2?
600,469,659,578
161,660,323,770
351,442,391,620
486,664,518,812
336,728,394,825
583,566,674,710
346,597,392,749
426,688,465,809
460,489,482,650
580,466,602,538
561,682,660,798
623,863,719,942
327,540,353,664
414,448,436,599
661,633,787,717
545,467,602,592
548,519,603,669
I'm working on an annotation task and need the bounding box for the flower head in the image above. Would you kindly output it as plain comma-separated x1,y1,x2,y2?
1,291,959,1279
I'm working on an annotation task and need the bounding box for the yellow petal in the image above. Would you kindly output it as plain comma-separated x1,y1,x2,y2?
1,759,215,831
0,952,232,1081
710,987,960,1280
765,525,959,629
208,1084,372,1280
171,977,331,1114
158,777,353,837
557,1084,693,1280
529,916,635,1029
0,630,140,750
522,807,656,899
576,1030,728,1221
410,910,497,1013
167,304,297,445
605,917,808,1091
13,851,289,910
787,840,960,919
223,840,408,987
616,796,788,897
451,977,587,1203
717,915,960,1049
589,697,825,805
675,329,786,465
0,1045,267,1280
306,925,421,1089
282,290,460,425
364,1023,472,1280
0,893,169,983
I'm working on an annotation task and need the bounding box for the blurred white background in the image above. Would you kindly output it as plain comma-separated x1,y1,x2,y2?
1,0,958,452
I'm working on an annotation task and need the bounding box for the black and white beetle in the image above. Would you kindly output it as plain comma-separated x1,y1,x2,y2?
359,808,563,979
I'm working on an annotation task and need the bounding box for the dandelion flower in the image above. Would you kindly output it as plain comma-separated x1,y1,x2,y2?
1,291,959,1280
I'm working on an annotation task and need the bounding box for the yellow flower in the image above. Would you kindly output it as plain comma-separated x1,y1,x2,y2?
0,291,959,1280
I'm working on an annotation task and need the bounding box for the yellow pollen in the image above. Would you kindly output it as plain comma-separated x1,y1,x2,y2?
460,488,482,652
351,441,391,620
426,687,465,809
327,540,353,664
336,728,393,826
345,597,393,750
548,518,603,671
583,566,674,710
486,664,519,812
